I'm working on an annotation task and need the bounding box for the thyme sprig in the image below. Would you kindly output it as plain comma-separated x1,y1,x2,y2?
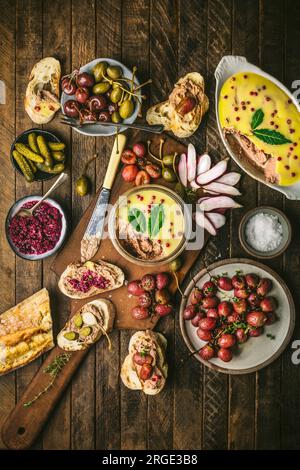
23,353,72,408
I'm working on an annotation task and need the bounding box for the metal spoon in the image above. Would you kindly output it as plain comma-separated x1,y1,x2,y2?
16,172,68,218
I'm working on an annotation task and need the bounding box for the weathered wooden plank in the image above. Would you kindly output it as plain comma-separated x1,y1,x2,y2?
0,0,16,450
119,0,150,450
203,0,232,450
281,0,300,450
41,0,72,450
95,0,122,450
147,0,178,450
70,0,96,450
15,1,43,446
228,0,259,450
173,0,208,450
255,0,285,450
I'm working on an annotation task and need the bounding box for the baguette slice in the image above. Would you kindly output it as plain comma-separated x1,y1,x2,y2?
58,260,124,300
57,299,115,352
121,330,168,396
25,57,61,124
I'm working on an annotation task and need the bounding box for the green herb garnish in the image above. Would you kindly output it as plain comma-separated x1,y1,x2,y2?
250,108,292,145
128,207,146,233
23,353,71,408
266,333,276,340
148,204,165,238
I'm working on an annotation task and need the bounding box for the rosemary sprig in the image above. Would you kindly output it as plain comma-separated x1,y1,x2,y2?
23,353,71,408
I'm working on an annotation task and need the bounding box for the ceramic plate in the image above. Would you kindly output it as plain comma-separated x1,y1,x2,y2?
179,258,295,374
61,58,140,137
215,55,300,200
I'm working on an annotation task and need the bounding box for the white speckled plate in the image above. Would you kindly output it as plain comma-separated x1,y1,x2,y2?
215,55,300,200
179,258,295,374
61,58,140,137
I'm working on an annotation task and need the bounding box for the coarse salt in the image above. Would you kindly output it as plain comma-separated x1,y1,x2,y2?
245,212,283,252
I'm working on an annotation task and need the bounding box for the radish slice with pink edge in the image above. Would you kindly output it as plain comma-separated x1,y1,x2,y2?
202,182,242,196
190,179,200,189
206,212,226,229
215,172,241,185
199,196,242,211
197,153,211,175
178,153,187,186
196,158,228,185
187,144,197,182
197,196,211,203
195,210,217,236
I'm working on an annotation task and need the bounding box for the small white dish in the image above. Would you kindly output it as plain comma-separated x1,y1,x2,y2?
180,258,295,374
6,196,67,261
215,55,300,200
61,58,140,137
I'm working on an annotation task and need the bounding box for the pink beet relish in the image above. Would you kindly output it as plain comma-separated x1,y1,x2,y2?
68,269,109,293
9,200,62,255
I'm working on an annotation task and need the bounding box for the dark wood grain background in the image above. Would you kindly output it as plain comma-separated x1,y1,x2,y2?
0,0,300,450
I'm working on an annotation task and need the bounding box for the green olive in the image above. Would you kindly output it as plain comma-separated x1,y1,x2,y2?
93,61,108,82
110,87,122,103
93,82,111,94
162,167,177,182
174,182,186,199
119,99,134,119
106,66,122,80
112,81,121,89
76,175,90,197
169,257,182,272
111,111,122,123
162,154,175,166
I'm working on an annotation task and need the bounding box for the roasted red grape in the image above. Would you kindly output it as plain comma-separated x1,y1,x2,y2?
246,311,267,328
257,278,272,297
218,301,233,317
218,334,236,348
218,347,232,362
202,280,217,297
198,317,217,331
183,304,198,320
217,276,233,291
127,280,145,296
197,328,213,341
245,273,260,289
232,274,246,289
260,296,277,312
190,287,204,305
199,344,215,360
131,306,149,320
202,296,219,309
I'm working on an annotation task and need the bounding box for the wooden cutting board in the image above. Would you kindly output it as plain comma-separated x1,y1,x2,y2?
2,131,209,450
51,130,208,330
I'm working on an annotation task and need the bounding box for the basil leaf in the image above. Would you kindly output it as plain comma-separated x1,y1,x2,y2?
128,207,146,233
252,128,292,145
251,108,264,129
148,204,165,238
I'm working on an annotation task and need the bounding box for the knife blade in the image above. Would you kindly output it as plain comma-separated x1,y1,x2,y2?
80,133,127,262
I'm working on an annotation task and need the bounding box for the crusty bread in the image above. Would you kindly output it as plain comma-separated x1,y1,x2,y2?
25,57,61,124
121,330,168,396
146,72,209,138
58,260,125,300
57,299,115,352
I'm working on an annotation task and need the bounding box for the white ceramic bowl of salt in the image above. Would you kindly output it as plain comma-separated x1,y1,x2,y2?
239,206,292,259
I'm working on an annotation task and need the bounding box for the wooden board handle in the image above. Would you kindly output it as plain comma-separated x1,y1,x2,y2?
1,346,88,449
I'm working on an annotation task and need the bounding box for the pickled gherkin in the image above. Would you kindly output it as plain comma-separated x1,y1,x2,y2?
26,158,37,174
52,151,65,162
15,143,44,163
36,162,65,174
37,135,53,167
28,133,40,154
12,150,34,182
48,142,66,151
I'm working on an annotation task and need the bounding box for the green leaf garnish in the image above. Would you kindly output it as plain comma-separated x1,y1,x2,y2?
252,128,292,145
251,108,264,130
148,204,165,238
128,207,146,233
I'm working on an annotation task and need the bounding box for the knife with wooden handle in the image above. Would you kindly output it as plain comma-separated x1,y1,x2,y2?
80,133,126,262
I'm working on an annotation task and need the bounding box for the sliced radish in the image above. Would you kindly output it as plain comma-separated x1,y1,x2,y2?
190,179,200,189
214,208,227,215
197,153,211,175
195,210,217,236
197,196,211,204
196,159,228,185
203,182,241,196
187,144,197,182
216,172,241,186
206,212,226,229
178,153,187,186
199,196,242,211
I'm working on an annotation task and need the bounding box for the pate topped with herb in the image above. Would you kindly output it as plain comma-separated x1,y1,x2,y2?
116,187,185,261
219,72,300,186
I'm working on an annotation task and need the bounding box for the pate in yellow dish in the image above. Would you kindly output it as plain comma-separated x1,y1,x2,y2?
219,72,300,186
116,186,185,262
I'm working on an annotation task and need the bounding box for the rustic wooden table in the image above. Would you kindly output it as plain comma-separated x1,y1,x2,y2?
0,0,300,450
